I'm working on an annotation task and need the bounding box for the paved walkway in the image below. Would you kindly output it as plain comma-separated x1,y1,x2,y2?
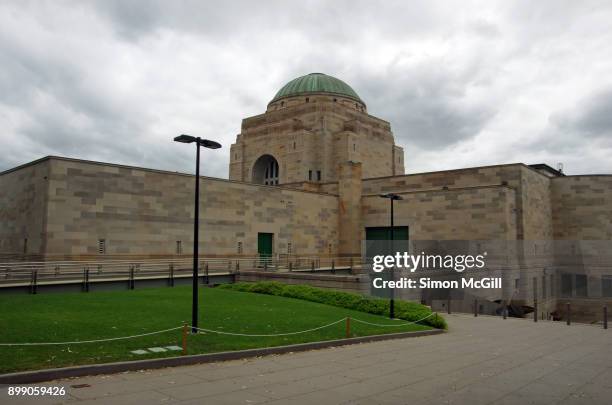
3,314,611,404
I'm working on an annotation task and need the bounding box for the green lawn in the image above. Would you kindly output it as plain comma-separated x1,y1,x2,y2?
0,286,434,374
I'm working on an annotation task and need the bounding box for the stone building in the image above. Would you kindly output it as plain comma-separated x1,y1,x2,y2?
1,72,611,317
230,73,404,185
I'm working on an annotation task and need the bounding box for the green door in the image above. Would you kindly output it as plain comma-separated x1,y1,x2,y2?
365,226,409,263
365,226,409,257
365,226,409,241
258,233,273,266
365,227,409,298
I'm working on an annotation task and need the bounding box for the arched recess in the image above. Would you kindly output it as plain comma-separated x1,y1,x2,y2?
252,154,280,185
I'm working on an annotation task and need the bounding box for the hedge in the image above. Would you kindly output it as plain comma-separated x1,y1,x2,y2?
218,282,447,329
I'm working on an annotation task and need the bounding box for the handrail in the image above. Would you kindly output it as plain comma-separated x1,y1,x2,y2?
0,256,360,267
0,256,363,285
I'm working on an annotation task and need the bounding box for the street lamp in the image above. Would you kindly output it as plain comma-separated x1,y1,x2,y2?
174,134,221,334
379,193,403,319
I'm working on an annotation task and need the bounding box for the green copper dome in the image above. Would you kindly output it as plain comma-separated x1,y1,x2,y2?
270,73,363,104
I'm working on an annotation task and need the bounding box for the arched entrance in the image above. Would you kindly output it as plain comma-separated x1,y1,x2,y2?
252,155,280,185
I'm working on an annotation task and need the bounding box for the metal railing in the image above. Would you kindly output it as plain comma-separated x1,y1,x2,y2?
0,256,363,290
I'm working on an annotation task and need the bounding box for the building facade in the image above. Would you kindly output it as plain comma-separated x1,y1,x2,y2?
229,73,404,184
1,73,611,317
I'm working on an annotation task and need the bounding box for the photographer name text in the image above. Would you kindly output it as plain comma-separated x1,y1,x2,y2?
372,277,502,289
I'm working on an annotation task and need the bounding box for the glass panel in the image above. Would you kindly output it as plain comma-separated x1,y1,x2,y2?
603,276,612,297
561,274,573,297
575,274,587,297
550,275,554,297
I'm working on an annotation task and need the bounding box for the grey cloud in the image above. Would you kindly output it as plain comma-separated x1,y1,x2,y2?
504,88,612,175
552,88,612,137
354,65,497,149
1,0,612,177
467,20,502,38
91,0,443,43
527,87,612,156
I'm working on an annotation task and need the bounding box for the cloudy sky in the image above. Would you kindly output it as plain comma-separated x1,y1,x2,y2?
1,0,611,177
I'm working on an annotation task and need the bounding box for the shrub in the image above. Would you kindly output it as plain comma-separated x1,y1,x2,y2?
219,282,447,329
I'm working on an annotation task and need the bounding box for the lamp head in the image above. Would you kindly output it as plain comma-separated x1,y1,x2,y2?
379,193,403,200
199,139,222,149
174,134,196,143
174,134,222,149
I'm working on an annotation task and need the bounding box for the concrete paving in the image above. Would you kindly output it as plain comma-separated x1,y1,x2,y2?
2,314,610,404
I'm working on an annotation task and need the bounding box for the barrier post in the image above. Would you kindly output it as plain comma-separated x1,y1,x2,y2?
566,302,571,325
289,261,293,272
235,261,240,272
82,267,88,292
604,305,608,330
169,264,174,287
30,270,37,295
331,260,335,274
311,261,315,273
534,299,538,322
182,323,188,355
474,299,478,317
346,317,351,338
85,267,90,292
129,266,135,290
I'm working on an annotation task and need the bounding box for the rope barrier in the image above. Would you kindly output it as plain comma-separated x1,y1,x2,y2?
190,318,346,337
0,326,183,346
351,312,435,327
0,312,441,346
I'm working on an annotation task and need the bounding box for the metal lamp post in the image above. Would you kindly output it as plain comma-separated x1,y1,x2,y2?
174,134,221,334
379,193,403,319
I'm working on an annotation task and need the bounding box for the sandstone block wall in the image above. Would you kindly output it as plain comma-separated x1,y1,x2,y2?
0,159,50,258
552,175,612,239
229,98,403,185
392,145,404,175
362,164,557,241
519,166,553,240
361,164,522,195
361,185,517,241
5,157,339,259
337,162,362,256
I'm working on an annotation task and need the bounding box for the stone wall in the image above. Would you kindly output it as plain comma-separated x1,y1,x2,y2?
361,164,522,195
0,159,50,258
229,98,402,185
392,145,404,176
519,166,553,240
362,164,560,240
361,185,517,241
14,157,339,259
551,175,612,239
337,162,362,256
237,270,363,292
